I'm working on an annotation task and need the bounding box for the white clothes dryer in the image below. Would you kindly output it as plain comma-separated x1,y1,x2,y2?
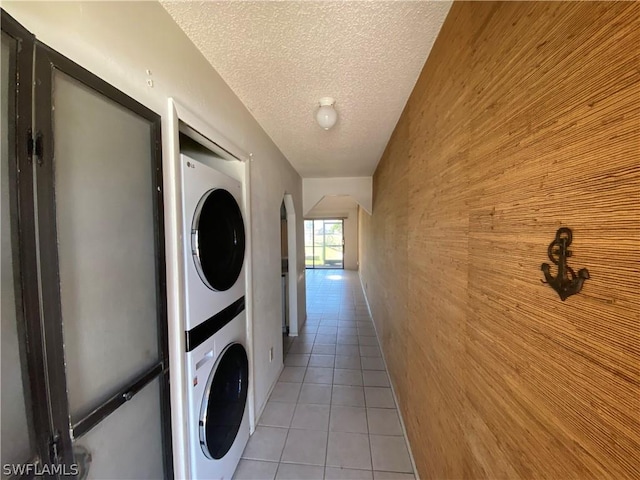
180,154,246,336
185,311,249,480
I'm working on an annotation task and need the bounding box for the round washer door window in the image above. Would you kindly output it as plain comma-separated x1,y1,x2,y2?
200,343,249,460
192,188,245,291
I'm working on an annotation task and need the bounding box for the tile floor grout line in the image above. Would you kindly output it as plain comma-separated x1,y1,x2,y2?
324,378,333,476
323,302,336,474
357,270,417,479
251,271,415,479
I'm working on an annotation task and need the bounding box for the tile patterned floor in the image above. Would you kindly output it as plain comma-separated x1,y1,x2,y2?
236,270,415,480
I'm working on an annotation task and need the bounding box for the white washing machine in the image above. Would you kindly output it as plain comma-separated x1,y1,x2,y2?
181,154,249,479
185,312,249,480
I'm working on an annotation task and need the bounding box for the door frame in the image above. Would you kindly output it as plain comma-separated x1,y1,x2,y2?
1,10,51,474
282,194,299,336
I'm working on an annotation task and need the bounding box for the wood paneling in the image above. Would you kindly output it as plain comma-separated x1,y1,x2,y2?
359,2,640,478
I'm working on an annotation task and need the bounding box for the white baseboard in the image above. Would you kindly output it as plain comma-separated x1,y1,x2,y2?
252,362,285,434
358,271,420,479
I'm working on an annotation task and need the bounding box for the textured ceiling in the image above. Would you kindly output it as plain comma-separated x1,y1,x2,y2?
162,1,451,178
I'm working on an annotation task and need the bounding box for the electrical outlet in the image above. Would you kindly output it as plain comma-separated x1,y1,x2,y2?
269,347,273,362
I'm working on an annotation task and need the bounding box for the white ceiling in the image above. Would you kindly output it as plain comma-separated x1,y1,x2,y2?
162,1,451,178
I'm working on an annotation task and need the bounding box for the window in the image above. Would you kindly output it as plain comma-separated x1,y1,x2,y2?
305,219,344,269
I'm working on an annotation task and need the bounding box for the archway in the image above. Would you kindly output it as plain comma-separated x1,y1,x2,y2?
281,194,299,336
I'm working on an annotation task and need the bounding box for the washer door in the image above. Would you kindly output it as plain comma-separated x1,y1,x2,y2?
192,188,245,291
199,343,249,460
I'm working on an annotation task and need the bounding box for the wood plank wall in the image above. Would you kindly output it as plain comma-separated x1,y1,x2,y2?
358,2,640,478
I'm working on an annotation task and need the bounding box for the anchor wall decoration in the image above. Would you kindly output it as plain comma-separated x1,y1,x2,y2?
541,227,590,301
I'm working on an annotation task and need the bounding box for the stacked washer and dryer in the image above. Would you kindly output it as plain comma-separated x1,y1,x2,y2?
180,154,249,479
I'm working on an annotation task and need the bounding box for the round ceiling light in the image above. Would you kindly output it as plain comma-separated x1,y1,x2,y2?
315,97,337,130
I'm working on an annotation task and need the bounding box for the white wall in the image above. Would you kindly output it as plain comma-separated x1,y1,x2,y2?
303,177,373,215
3,0,306,470
344,207,359,270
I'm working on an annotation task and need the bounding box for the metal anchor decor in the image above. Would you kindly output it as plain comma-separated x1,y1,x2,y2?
541,227,590,301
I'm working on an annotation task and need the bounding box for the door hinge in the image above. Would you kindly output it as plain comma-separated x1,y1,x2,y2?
27,129,44,165
27,128,33,162
49,430,62,466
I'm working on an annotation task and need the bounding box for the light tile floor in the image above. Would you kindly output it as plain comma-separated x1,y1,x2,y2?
236,270,415,480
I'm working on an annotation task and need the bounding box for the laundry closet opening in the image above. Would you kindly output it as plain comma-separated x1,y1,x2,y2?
177,128,251,479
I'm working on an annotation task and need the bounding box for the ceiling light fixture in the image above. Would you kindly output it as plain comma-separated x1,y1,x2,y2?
315,97,337,130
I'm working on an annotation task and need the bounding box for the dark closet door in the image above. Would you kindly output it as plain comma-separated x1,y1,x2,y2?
32,44,171,478
0,29,30,466
1,15,44,475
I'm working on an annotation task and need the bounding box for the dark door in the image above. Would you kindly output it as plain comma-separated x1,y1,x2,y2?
1,14,45,476
33,43,171,478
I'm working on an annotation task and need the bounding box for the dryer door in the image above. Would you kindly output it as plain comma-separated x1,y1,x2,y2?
199,343,249,460
192,188,245,291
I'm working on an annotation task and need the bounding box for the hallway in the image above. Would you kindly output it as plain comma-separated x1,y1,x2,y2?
236,270,415,479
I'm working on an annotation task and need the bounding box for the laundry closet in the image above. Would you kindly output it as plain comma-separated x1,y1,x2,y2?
174,127,252,479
